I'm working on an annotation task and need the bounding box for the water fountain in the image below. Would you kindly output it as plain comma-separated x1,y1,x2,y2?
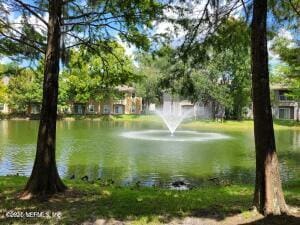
155,108,193,135
155,93,194,135
121,94,230,142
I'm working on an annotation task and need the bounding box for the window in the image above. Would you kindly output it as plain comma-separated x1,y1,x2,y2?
0,103,4,111
88,104,95,113
103,105,110,114
131,105,136,113
279,107,294,120
278,90,293,101
74,104,84,114
114,105,123,114
132,93,136,98
115,106,120,114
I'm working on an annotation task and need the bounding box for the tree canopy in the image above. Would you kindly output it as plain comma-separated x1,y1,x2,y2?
60,41,137,104
7,67,43,112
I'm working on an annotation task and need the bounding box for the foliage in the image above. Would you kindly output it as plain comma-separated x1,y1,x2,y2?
0,14,45,61
60,41,137,105
140,18,251,120
0,0,163,61
7,68,43,112
272,37,300,78
0,78,6,103
135,50,170,106
271,37,300,99
269,0,300,30
1,42,138,112
0,63,23,104
205,18,251,119
0,63,20,76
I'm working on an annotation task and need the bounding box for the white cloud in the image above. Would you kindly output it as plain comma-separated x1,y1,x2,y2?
278,28,293,40
116,35,136,57
3,1,48,37
116,35,139,67
268,28,296,64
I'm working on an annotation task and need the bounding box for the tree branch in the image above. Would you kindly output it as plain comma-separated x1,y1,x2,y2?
0,31,45,54
288,0,300,16
14,0,48,27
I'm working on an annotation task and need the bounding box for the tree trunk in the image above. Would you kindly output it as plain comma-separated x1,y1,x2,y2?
22,0,66,198
251,0,288,215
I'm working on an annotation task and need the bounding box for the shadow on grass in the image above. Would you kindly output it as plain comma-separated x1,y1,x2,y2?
0,176,250,224
240,214,300,225
0,176,299,224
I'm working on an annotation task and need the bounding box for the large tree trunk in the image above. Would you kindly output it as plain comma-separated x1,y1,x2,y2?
22,0,66,198
251,0,288,215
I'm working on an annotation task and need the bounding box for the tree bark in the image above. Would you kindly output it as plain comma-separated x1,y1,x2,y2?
251,0,288,215
22,0,66,198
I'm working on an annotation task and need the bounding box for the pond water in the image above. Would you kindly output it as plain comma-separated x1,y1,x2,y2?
0,120,299,187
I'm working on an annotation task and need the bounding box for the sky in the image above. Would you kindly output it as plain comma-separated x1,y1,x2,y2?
1,0,298,71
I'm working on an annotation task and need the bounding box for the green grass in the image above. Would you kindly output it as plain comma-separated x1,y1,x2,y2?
61,115,300,130
110,114,159,122
183,119,300,131
4,112,300,130
62,114,160,123
0,176,299,224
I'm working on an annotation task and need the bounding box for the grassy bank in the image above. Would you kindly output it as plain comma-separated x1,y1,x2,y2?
112,115,300,131
0,176,299,224
2,113,300,130
63,115,300,130
183,119,300,131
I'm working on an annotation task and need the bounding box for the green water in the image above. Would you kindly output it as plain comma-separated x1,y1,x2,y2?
0,120,299,186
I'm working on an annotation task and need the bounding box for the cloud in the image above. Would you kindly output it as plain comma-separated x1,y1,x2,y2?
116,35,136,57
268,28,296,63
116,35,139,67
278,28,293,40
2,1,48,37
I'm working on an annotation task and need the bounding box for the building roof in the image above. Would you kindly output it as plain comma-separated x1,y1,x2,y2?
116,85,135,93
270,83,289,90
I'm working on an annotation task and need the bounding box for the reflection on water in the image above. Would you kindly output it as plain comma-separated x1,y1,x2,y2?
0,120,299,187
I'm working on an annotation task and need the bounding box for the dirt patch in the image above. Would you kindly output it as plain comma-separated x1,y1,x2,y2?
83,209,300,225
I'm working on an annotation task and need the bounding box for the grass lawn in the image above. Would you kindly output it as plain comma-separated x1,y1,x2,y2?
62,114,300,129
0,176,299,224
183,119,300,130
111,115,300,131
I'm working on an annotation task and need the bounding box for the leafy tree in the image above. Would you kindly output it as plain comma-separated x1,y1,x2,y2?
151,19,251,119
0,0,162,197
171,0,294,215
179,18,251,120
272,37,300,79
7,68,43,112
0,79,6,103
189,59,232,114
270,35,300,103
61,42,137,105
0,63,21,76
135,48,172,108
269,0,300,29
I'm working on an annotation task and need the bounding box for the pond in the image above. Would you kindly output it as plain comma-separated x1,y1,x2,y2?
0,120,299,187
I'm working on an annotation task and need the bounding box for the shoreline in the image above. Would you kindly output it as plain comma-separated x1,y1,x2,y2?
1,114,300,130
